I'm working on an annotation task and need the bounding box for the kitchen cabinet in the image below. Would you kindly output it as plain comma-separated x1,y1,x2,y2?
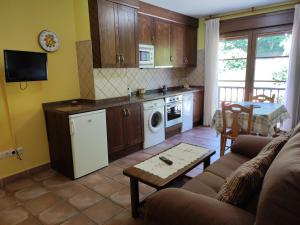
89,0,138,68
193,90,204,126
185,26,198,66
106,102,143,161
171,23,186,67
154,19,172,67
138,13,154,45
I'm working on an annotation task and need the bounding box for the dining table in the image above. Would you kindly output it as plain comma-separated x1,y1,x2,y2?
211,101,290,136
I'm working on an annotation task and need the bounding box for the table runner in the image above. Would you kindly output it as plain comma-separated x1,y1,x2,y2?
134,143,209,179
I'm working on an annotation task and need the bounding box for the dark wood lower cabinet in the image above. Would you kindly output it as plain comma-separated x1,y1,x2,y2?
106,102,143,161
193,90,204,126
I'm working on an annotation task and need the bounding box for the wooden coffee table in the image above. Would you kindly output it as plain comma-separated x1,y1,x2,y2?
123,144,215,218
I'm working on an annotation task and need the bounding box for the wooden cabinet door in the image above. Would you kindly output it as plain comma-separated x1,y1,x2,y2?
185,26,197,66
117,4,138,67
106,106,127,154
171,23,186,67
125,103,143,147
193,91,204,125
154,19,172,67
138,14,154,45
97,0,119,67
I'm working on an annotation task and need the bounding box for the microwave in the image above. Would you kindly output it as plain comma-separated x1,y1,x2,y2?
139,44,154,68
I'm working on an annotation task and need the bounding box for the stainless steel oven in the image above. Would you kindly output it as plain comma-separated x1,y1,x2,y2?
165,95,183,128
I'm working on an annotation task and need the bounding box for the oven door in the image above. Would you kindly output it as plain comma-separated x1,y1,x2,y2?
165,102,183,127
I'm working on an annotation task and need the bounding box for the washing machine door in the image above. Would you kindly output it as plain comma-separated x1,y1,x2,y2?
148,110,164,133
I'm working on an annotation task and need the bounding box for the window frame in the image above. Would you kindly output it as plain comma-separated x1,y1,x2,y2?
219,25,292,101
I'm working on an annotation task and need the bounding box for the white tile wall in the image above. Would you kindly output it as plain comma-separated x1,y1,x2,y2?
76,41,205,100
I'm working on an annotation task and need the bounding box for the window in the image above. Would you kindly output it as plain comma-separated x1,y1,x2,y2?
218,28,292,104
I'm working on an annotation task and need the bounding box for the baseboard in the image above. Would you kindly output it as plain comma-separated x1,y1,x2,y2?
0,163,50,188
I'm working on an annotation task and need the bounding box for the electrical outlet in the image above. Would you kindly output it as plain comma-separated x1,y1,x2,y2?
0,147,24,159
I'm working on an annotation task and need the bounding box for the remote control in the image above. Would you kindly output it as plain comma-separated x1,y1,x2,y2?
159,156,173,165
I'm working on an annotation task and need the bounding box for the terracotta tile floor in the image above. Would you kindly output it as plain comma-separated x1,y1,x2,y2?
0,127,220,225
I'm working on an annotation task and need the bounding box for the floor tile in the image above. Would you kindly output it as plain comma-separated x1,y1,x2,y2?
112,174,130,186
60,214,96,225
103,211,143,225
76,173,107,188
14,186,49,202
91,178,126,197
142,146,165,155
24,193,63,216
109,187,132,208
0,196,19,211
32,169,56,182
111,158,139,169
0,207,29,225
38,202,78,225
138,183,156,195
125,152,152,162
68,190,104,210
84,199,124,224
5,178,35,193
42,175,71,190
0,189,6,198
17,216,42,225
54,183,87,199
98,166,123,178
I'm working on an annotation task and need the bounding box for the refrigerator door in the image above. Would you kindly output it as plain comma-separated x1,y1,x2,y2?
69,110,108,179
182,93,194,132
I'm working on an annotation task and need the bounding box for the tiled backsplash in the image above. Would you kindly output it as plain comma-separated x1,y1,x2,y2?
76,40,205,100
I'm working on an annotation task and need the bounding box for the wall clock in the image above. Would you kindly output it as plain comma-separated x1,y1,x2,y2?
38,30,60,52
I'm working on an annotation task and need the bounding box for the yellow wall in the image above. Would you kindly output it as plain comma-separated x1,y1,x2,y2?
197,2,299,50
74,0,91,41
0,0,80,179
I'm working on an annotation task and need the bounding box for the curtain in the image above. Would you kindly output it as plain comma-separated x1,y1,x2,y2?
284,4,300,130
203,18,220,126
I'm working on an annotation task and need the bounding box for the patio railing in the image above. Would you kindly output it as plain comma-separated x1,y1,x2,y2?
218,80,286,104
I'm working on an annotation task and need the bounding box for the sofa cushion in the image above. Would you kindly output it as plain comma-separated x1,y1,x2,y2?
290,122,300,137
216,135,289,206
256,132,300,225
182,172,225,197
205,153,249,179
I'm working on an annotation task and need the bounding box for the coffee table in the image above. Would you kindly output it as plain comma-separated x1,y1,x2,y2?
123,143,215,217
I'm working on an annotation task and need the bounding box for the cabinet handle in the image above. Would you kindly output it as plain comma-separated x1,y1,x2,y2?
116,54,120,63
120,55,125,63
151,35,155,43
170,56,173,62
122,108,126,117
126,108,130,117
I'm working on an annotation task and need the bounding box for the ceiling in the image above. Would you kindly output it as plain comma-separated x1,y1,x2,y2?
140,0,293,18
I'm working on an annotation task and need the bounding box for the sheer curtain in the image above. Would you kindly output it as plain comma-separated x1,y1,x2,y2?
203,18,220,126
284,4,300,130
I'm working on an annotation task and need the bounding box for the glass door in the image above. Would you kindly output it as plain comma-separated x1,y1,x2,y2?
252,31,291,103
218,36,249,104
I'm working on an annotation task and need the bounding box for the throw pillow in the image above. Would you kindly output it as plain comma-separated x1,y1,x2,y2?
216,135,289,206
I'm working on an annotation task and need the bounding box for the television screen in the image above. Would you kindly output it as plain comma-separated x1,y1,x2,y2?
4,50,48,82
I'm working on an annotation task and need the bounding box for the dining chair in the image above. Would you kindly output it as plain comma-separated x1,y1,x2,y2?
220,102,254,157
251,94,275,103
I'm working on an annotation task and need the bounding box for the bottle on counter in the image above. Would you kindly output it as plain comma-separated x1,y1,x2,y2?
127,87,132,97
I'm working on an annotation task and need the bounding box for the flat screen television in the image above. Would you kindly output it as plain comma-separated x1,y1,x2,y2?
4,50,48,82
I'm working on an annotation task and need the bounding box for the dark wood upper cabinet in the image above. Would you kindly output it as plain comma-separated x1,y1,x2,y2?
117,4,138,67
154,19,172,67
185,26,198,66
106,102,143,161
171,23,186,67
138,14,154,45
89,0,138,68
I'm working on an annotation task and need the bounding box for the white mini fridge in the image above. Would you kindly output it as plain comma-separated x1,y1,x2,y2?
69,110,108,179
182,93,194,132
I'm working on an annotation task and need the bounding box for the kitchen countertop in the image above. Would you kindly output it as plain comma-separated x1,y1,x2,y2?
42,86,204,115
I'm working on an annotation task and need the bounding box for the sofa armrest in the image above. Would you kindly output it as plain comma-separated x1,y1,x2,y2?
231,135,273,158
143,188,255,225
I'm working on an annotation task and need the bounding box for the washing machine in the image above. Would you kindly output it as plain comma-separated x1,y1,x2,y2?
143,99,165,149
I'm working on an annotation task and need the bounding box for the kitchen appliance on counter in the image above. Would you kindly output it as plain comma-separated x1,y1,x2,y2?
182,93,194,132
139,44,154,68
144,99,165,148
69,110,108,178
165,95,183,128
